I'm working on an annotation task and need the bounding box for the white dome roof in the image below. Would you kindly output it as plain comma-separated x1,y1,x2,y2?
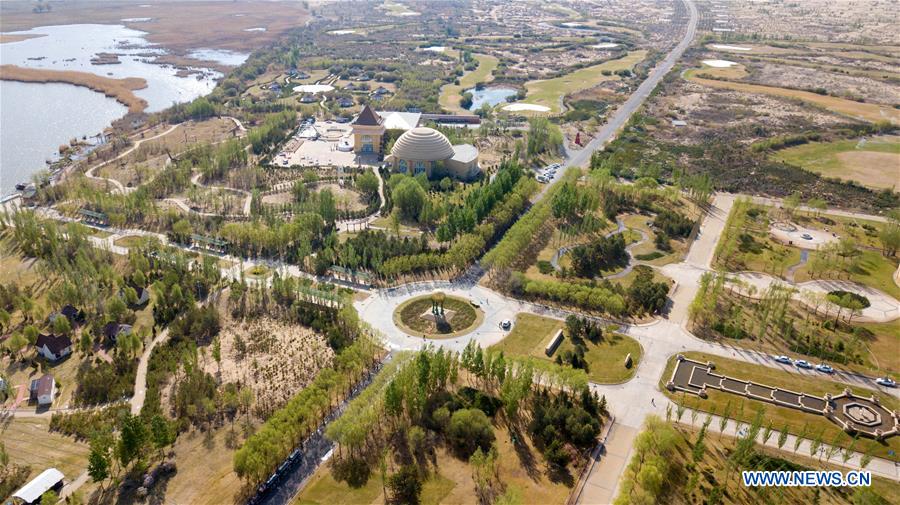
391,127,455,161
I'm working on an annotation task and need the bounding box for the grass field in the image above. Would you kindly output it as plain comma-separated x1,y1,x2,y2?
491,313,641,383
162,426,245,505
685,73,900,124
113,235,148,249
522,50,646,113
438,54,499,112
772,136,900,190
294,424,575,505
1,416,89,482
660,352,900,461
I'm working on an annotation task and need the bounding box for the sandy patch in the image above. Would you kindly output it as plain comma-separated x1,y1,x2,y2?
293,84,334,94
329,29,357,35
503,103,551,112
0,33,45,44
207,315,335,416
591,43,620,49
710,44,752,51
702,59,738,68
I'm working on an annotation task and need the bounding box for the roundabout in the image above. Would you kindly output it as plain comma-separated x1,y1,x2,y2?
392,292,484,338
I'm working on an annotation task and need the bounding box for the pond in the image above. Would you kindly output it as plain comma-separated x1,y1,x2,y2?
464,86,516,110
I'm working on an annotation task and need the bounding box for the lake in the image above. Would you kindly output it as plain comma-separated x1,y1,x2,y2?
0,23,239,194
0,80,127,193
465,86,516,110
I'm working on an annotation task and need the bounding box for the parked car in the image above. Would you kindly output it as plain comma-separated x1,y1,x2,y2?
536,175,549,183
795,360,812,369
500,319,512,330
815,363,834,374
774,355,792,365
876,377,896,387
801,233,813,240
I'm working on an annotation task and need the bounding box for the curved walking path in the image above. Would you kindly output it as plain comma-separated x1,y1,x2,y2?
84,124,180,194
549,218,651,280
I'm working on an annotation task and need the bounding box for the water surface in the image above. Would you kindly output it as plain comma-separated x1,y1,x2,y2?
465,86,516,110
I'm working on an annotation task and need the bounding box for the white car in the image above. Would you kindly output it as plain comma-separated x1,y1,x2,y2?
876,377,896,387
500,319,512,330
795,360,812,369
774,355,792,365
815,363,834,374
801,233,813,240
536,175,549,183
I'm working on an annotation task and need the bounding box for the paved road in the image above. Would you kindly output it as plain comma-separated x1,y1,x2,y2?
564,0,698,170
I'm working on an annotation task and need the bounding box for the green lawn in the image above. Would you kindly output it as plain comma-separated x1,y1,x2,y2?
394,295,483,338
439,54,500,112
491,313,641,383
113,235,148,248
772,136,900,190
660,352,900,461
523,50,646,113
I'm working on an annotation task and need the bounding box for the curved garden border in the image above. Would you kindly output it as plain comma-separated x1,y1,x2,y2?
392,293,485,339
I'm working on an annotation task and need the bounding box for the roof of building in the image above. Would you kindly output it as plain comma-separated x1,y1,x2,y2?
13,468,64,504
35,334,72,355
353,105,383,127
60,305,82,321
377,111,421,130
391,127,456,162
30,374,54,397
103,322,133,340
451,144,479,164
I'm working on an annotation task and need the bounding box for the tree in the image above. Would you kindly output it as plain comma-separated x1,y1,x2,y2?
171,219,193,245
40,490,58,505
356,171,380,199
6,333,27,360
117,414,147,468
392,177,427,221
88,434,112,487
778,423,788,449
447,408,495,458
388,465,422,505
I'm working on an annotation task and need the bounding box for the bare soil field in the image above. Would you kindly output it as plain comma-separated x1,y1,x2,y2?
203,312,334,417
719,0,899,44
0,64,147,113
655,79,847,146
0,416,89,482
0,0,309,54
748,62,900,105
162,425,246,505
99,117,239,187
686,73,900,124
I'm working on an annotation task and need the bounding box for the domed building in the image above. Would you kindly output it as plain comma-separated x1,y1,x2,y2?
387,127,480,181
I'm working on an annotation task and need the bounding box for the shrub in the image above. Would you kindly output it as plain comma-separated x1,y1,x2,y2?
447,408,495,458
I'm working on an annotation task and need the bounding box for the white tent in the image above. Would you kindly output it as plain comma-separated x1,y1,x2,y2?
13,468,64,504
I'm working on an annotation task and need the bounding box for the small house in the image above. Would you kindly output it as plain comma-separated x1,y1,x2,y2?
120,286,150,306
300,94,317,104
12,468,65,505
48,304,84,326
35,334,73,361
671,119,687,127
29,374,56,406
338,97,354,108
103,322,133,344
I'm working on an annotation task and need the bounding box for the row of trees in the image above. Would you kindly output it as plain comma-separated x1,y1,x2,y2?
232,338,379,485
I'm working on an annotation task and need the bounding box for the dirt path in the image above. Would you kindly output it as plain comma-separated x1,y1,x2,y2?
130,326,170,415
84,123,180,194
